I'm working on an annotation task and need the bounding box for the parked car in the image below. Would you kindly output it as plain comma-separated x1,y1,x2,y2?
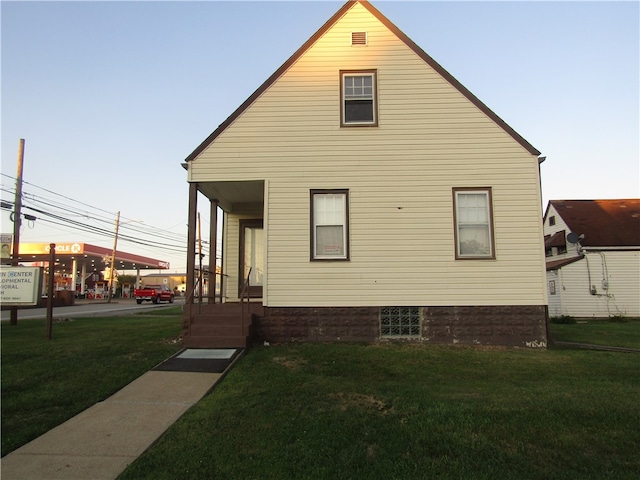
133,285,175,304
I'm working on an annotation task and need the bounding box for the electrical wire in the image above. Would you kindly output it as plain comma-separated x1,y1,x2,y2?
1,175,198,257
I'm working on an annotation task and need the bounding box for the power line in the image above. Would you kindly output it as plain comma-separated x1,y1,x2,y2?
1,176,194,256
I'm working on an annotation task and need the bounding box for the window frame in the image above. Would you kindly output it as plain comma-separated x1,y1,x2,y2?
310,189,350,261
452,187,496,260
340,69,378,127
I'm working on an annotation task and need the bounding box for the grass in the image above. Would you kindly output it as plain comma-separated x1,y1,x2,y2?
549,317,640,349
120,343,640,479
1,308,183,456
2,311,639,478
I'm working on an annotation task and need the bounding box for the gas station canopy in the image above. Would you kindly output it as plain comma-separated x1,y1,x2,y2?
16,243,170,273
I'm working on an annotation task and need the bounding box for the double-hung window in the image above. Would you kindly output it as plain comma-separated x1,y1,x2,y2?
453,188,495,259
341,70,377,126
311,190,349,260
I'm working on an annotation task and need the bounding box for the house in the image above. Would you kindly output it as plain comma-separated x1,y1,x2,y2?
544,199,640,318
182,0,548,348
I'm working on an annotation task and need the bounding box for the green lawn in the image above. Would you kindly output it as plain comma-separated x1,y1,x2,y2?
549,318,640,349
3,311,639,479
1,309,183,456
120,343,640,479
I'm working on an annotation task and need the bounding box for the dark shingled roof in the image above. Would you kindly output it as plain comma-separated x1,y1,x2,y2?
546,255,584,271
550,199,640,247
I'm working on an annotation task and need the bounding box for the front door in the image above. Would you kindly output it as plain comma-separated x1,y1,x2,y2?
239,219,264,298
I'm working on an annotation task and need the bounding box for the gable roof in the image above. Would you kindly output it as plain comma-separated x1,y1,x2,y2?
548,199,640,247
185,0,540,163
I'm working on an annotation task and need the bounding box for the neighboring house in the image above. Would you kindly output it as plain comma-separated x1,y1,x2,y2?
182,0,548,348
544,199,640,318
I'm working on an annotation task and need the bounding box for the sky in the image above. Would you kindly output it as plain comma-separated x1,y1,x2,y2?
1,0,639,273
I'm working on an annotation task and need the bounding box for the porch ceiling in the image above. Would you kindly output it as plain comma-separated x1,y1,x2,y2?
198,180,264,212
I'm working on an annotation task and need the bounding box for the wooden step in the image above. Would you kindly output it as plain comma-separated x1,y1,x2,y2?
191,313,252,325
182,306,259,349
189,323,251,337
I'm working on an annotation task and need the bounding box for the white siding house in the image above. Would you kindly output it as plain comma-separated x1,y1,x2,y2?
182,0,549,348
544,199,640,318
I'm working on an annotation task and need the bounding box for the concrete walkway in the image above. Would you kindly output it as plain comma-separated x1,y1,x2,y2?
1,358,228,479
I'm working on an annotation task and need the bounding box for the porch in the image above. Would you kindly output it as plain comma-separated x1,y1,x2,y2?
182,176,265,349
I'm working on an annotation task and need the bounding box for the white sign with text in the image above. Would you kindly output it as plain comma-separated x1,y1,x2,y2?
0,266,42,306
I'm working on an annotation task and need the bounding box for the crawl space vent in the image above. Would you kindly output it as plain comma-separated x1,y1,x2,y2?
351,31,367,45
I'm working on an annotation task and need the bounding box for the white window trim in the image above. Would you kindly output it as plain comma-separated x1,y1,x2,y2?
311,190,349,261
453,188,495,260
340,70,377,127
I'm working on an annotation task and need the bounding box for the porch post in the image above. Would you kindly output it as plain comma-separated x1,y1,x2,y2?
209,199,219,303
186,182,198,305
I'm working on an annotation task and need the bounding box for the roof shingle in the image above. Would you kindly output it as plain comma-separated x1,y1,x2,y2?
550,199,640,247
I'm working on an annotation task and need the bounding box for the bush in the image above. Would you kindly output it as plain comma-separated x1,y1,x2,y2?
550,315,577,324
608,315,628,323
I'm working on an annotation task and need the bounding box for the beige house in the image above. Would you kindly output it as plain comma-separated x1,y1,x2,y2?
182,0,548,348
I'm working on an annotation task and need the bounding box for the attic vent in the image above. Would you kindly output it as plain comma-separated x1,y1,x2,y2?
351,31,367,45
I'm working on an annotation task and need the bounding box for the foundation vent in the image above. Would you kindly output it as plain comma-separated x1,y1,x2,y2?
351,31,368,46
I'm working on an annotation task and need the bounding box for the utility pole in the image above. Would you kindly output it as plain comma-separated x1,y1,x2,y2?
46,243,55,339
10,139,25,326
107,211,120,303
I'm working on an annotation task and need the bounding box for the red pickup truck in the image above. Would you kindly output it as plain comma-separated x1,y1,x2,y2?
134,285,175,304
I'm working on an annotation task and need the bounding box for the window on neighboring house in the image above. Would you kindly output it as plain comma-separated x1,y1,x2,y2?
453,188,495,259
311,190,349,260
341,70,377,126
549,216,556,226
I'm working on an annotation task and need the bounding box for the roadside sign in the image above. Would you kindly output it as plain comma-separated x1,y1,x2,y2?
1,233,12,259
0,266,42,306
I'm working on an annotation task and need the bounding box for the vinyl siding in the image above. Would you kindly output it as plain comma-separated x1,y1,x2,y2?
552,251,640,317
191,3,547,307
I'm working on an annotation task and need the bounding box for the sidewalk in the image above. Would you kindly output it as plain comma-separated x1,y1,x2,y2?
1,349,241,480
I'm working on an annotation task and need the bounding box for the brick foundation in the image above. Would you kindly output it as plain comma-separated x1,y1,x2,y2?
256,305,548,348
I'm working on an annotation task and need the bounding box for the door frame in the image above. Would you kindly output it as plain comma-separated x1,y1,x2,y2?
238,219,264,298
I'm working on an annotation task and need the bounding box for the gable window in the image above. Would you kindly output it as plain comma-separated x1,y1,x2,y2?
453,188,495,259
311,190,349,260
341,70,377,126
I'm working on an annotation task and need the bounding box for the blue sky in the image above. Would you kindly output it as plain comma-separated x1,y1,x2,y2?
1,0,638,272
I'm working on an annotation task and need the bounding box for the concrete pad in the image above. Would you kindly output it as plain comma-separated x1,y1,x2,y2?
1,452,136,480
15,402,191,457
107,371,221,404
1,371,222,480
178,348,237,359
